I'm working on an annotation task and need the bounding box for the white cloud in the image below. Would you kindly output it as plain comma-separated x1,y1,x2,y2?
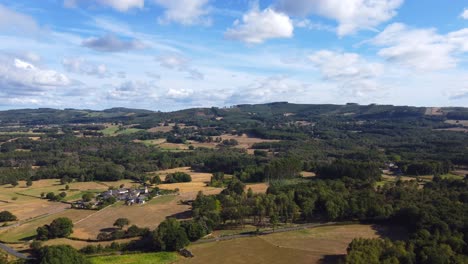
167,88,193,99
62,58,109,78
82,34,145,52
154,0,211,25
225,7,293,44
275,0,404,36
0,55,71,99
156,55,204,80
294,19,334,32
309,50,384,96
64,0,144,12
461,8,468,19
371,23,468,71
0,4,40,34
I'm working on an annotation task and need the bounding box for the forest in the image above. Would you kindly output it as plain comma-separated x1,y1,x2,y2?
0,103,467,263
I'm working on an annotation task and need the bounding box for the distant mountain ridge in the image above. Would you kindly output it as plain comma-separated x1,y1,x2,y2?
0,102,467,126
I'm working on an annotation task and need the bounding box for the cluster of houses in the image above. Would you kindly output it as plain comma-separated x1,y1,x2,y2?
101,186,150,205
72,186,152,209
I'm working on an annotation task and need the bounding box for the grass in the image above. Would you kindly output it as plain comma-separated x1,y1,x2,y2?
440,173,464,180
147,195,176,205
101,126,142,136
101,126,119,135
0,209,94,242
178,224,385,264
90,252,179,264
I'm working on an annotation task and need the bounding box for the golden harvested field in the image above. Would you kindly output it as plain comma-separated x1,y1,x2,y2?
155,167,223,196
179,224,383,264
0,180,71,221
72,196,186,239
0,209,94,242
301,171,316,178
72,168,223,240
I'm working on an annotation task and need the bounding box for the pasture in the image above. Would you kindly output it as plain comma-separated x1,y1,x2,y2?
0,209,94,242
178,224,385,264
90,252,179,264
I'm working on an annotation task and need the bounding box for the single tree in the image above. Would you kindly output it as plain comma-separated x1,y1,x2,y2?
0,211,17,222
48,217,74,238
82,193,95,202
113,218,130,229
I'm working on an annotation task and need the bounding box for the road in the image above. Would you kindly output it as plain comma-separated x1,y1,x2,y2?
0,242,29,259
193,222,337,244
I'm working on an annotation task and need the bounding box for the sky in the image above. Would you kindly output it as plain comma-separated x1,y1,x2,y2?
0,0,468,111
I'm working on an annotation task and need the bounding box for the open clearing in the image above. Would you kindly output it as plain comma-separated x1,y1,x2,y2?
73,168,223,240
90,252,179,264
444,120,468,127
136,134,279,153
245,183,269,194
0,209,94,242
217,134,279,149
0,179,128,222
177,224,385,264
155,167,223,195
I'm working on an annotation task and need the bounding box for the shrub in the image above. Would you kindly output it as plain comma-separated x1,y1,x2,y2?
0,211,17,222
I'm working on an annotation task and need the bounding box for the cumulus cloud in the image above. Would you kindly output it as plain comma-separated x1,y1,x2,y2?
225,7,293,44
154,0,211,25
62,58,110,78
107,80,158,101
64,0,144,12
275,0,403,36
309,50,384,96
82,34,145,52
371,23,468,71
461,8,468,19
0,4,40,34
156,55,204,80
0,55,71,99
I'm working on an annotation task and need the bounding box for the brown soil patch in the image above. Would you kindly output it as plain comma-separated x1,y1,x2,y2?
246,183,269,194
425,107,443,116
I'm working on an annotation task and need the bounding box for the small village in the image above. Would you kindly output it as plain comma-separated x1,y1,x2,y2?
72,185,156,209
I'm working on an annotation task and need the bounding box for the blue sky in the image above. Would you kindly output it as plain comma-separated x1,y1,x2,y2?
0,0,467,110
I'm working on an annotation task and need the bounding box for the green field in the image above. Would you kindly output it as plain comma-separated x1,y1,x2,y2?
90,252,178,264
146,195,176,205
101,126,142,136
